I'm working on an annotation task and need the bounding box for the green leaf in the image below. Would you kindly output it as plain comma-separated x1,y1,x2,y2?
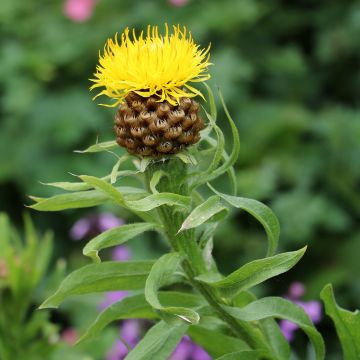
41,171,138,192
79,175,125,206
39,260,154,309
179,195,228,232
216,350,268,360
149,170,166,194
125,193,191,212
125,320,187,360
29,187,147,211
209,186,280,256
78,291,204,344
75,140,119,153
204,83,217,121
192,86,239,195
175,152,198,165
83,223,158,263
224,297,325,360
196,247,306,297
188,326,250,358
260,318,290,360
78,294,156,344
320,284,360,360
145,253,200,324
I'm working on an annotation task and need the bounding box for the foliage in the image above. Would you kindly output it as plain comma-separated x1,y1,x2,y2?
1,0,359,357
0,213,117,360
32,88,329,359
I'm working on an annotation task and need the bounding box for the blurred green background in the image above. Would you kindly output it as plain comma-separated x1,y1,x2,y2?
1,0,359,357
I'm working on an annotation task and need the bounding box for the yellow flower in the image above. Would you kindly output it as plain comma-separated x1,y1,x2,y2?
90,24,211,106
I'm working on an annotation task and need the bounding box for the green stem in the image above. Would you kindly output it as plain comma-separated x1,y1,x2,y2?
144,158,270,352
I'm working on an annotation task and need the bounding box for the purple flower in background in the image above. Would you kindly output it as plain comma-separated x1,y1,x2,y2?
99,290,129,311
106,320,140,360
170,336,211,360
70,212,124,240
288,281,305,299
112,245,132,262
280,282,322,341
63,0,97,22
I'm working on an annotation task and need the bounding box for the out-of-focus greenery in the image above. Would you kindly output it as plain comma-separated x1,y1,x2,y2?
1,0,359,357
0,213,116,360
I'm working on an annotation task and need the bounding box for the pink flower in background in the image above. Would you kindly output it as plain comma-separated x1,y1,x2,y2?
168,0,190,7
280,282,322,341
63,0,96,22
70,213,124,240
61,328,79,345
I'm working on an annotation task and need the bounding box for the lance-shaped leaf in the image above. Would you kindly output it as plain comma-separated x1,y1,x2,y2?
79,175,126,206
223,297,325,360
41,170,138,192
39,260,154,309
78,291,204,344
179,195,228,232
216,350,268,360
145,253,200,324
79,176,191,212
125,193,191,212
125,320,187,360
260,318,290,360
75,140,119,153
29,186,147,211
188,326,250,358
196,247,306,297
209,185,280,256
321,284,360,360
83,223,158,263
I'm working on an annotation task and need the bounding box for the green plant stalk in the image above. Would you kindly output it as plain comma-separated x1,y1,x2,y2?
144,158,271,352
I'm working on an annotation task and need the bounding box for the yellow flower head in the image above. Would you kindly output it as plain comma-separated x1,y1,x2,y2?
90,24,211,106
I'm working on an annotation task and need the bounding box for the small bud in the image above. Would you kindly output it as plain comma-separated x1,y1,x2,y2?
178,130,194,144
168,109,185,125
139,111,156,124
164,126,182,139
125,138,138,149
149,119,170,133
115,126,128,137
138,146,154,156
132,101,145,113
124,114,139,127
156,103,171,117
143,134,158,146
156,141,173,153
180,97,192,110
130,127,148,138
